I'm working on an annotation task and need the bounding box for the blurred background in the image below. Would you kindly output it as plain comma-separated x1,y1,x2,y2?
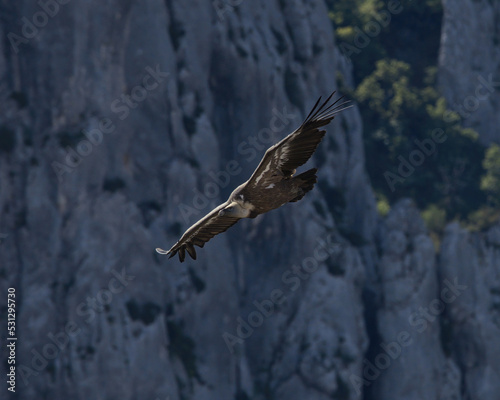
1,0,499,399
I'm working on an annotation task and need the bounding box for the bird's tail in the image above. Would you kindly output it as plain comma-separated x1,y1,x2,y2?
290,168,318,202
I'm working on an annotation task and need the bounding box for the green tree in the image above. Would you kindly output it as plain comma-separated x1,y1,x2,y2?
355,59,485,218
481,144,500,206
329,0,443,83
327,0,493,231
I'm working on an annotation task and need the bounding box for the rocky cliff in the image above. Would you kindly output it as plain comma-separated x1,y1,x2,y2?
438,0,500,145
0,1,498,400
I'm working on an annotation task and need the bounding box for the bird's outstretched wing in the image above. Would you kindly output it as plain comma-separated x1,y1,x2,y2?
246,92,350,188
156,202,241,262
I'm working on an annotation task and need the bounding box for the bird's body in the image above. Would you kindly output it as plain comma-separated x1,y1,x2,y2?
157,92,350,262
233,167,319,215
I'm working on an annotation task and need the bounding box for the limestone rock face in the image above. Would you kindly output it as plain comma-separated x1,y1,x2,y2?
0,1,498,400
369,201,500,400
0,1,373,399
370,200,461,400
438,0,500,144
439,222,500,400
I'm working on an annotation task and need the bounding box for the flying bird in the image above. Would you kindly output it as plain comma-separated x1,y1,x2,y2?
157,92,350,262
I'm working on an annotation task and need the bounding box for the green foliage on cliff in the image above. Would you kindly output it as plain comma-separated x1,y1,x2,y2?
328,0,499,232
481,144,500,206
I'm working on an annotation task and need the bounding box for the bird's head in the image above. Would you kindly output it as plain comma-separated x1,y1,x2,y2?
219,204,235,217
218,202,249,218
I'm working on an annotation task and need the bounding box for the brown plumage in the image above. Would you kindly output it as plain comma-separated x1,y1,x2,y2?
156,92,350,262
